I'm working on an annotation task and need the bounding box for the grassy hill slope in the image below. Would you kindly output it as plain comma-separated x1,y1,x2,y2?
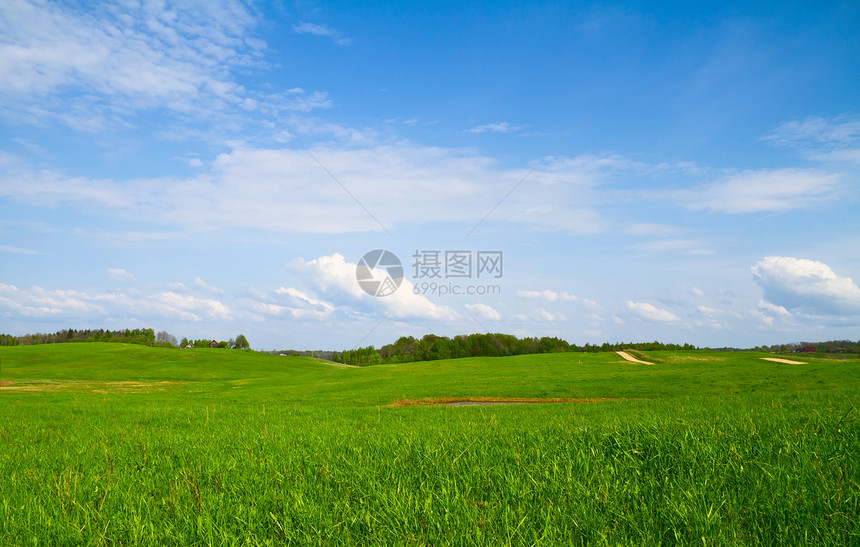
1,344,857,403
1,344,858,545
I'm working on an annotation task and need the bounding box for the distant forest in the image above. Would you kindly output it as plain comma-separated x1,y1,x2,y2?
0,328,249,350
332,333,698,367
0,328,170,347
2,329,857,365
333,334,860,367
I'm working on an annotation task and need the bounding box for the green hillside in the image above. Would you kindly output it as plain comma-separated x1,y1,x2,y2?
1,344,858,545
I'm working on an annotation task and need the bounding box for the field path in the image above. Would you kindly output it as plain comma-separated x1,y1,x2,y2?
616,351,653,365
761,357,807,364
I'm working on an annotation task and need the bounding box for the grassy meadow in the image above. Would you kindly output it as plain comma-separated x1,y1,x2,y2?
0,343,858,545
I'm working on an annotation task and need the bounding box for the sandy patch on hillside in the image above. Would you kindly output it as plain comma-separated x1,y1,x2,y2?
616,351,653,365
761,357,807,364
389,397,619,407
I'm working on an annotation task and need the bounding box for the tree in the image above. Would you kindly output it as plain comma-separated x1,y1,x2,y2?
156,331,178,347
180,337,189,348
235,334,250,350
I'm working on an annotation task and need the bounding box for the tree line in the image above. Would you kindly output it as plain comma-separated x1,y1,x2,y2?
332,333,697,367
0,329,250,350
749,340,860,354
0,328,163,347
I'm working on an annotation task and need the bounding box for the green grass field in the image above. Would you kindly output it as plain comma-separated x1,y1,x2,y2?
1,344,858,545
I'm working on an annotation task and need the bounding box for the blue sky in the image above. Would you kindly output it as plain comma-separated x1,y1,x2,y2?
1,0,858,350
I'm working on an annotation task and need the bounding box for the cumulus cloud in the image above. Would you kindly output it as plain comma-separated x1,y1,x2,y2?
291,253,458,320
626,301,680,322
146,292,231,322
752,256,860,315
0,283,229,322
465,303,501,321
0,283,108,317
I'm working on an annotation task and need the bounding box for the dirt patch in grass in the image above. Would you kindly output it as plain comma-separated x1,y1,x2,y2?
616,351,654,365
388,397,620,407
761,357,807,365
0,380,14,387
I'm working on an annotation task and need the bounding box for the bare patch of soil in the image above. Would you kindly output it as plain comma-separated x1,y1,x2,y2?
616,351,653,365
761,357,807,365
388,397,620,407
0,380,14,387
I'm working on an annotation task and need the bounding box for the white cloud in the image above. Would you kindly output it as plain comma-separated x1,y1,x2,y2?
626,301,680,322
107,268,134,283
274,286,335,318
277,287,333,311
465,303,501,321
516,289,578,302
680,169,841,213
538,308,566,322
750,309,774,326
293,22,336,36
0,283,228,322
292,253,458,321
763,115,860,165
468,122,519,133
764,115,860,147
758,300,791,317
0,144,609,234
513,308,566,322
0,243,41,255
194,277,224,295
146,292,231,322
752,256,860,315
0,283,106,317
0,0,268,129
292,22,351,45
